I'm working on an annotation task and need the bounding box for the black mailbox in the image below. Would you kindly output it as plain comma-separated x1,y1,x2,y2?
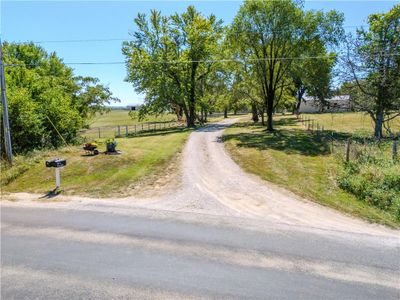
45,158,67,168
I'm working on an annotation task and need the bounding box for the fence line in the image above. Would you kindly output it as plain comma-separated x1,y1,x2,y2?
79,120,183,140
297,114,398,162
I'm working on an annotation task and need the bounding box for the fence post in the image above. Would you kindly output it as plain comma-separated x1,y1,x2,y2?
346,138,352,162
134,124,137,134
125,125,128,137
117,125,120,137
98,127,101,138
393,139,398,161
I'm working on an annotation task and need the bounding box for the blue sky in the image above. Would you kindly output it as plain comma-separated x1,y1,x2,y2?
2,0,399,106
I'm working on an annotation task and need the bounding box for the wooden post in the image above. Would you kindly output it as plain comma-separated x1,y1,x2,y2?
346,138,351,162
98,127,101,138
125,125,128,137
117,125,120,137
393,139,398,161
134,124,137,134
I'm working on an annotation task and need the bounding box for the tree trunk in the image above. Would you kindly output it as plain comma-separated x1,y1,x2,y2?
251,102,259,123
224,108,228,118
188,104,195,127
260,107,265,126
200,108,204,123
266,94,274,132
374,110,384,139
187,62,198,127
178,106,183,121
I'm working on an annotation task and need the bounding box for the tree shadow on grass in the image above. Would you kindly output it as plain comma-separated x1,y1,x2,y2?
223,115,361,156
223,129,338,156
274,117,299,127
126,126,191,138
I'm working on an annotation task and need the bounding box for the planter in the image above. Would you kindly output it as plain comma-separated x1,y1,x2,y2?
106,139,118,153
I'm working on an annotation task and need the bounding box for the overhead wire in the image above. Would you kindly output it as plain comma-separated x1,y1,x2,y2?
9,24,367,44
3,51,400,68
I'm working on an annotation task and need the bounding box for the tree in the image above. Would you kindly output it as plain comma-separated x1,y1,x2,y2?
290,48,336,114
1,42,118,154
230,0,343,131
74,76,119,120
345,4,400,138
122,6,223,127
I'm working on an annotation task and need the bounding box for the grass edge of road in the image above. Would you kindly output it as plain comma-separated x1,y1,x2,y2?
223,116,400,228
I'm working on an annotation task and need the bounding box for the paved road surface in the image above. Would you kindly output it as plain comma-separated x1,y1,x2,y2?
2,119,400,299
2,205,399,299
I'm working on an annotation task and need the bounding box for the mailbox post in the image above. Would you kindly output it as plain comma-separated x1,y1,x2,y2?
45,158,67,190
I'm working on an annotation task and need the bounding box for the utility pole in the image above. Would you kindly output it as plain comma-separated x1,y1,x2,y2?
0,38,13,164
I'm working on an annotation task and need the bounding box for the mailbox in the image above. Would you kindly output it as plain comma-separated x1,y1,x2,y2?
45,159,66,190
45,159,67,168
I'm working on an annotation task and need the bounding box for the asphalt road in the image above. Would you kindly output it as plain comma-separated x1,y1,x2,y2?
1,205,399,299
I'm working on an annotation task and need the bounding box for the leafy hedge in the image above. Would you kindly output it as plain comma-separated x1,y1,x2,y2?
337,146,400,219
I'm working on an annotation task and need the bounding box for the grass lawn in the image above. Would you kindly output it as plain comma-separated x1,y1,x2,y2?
304,112,400,135
1,128,191,198
88,110,177,128
223,114,399,228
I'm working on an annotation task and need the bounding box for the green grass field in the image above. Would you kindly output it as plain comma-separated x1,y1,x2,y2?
224,113,400,227
303,112,400,135
88,110,177,128
2,128,191,198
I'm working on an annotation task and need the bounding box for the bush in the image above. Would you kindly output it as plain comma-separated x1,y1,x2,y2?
337,145,400,219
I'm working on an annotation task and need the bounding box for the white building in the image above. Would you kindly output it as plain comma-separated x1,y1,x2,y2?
299,95,351,113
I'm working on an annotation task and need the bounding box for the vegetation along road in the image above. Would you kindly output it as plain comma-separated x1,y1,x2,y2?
2,118,399,299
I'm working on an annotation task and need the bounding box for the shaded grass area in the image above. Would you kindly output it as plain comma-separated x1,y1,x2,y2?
2,128,192,198
223,115,399,228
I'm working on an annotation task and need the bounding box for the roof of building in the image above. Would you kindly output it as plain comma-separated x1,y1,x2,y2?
303,95,350,102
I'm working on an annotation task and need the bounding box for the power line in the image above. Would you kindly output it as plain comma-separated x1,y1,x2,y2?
4,52,400,68
9,25,366,45
33,38,129,44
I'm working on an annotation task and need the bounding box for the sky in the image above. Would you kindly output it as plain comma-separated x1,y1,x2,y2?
1,0,399,106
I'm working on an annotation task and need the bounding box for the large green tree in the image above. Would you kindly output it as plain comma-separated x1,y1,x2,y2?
230,0,343,131
345,4,400,138
122,6,223,127
1,42,118,154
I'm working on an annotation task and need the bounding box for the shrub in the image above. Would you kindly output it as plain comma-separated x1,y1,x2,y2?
337,145,400,219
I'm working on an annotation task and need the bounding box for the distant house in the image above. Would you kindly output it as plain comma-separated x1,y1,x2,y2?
299,95,351,113
126,104,142,111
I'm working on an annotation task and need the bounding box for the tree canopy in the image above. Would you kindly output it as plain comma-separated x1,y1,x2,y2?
1,42,118,154
122,6,223,127
229,0,344,130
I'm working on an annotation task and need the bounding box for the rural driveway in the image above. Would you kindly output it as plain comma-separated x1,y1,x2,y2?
2,118,400,299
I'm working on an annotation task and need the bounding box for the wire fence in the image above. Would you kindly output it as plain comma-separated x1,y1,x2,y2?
297,114,399,162
79,120,184,140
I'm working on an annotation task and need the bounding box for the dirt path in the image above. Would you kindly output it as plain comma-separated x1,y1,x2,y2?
3,118,398,237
